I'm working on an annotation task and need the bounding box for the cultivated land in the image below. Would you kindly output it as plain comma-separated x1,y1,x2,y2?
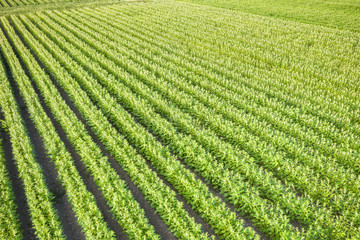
179,0,360,32
0,0,359,239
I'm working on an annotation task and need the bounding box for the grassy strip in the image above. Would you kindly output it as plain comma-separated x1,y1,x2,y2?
0,17,115,240
0,20,64,239
6,15,160,240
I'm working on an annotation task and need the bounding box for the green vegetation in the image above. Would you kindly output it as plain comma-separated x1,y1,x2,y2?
178,0,360,32
0,136,21,239
0,0,359,239
4,15,160,239
1,16,115,239
0,26,64,239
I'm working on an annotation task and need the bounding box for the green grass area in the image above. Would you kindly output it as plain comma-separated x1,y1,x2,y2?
177,0,360,32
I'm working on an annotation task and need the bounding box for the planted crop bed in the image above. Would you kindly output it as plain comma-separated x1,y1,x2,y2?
0,1,359,239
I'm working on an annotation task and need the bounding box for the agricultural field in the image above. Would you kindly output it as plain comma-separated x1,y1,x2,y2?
178,0,360,32
0,0,359,239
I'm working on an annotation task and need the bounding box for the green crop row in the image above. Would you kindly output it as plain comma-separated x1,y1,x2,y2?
111,3,360,116
43,7,358,238
4,15,162,239
0,1,358,239
67,6,360,207
51,5,360,230
0,0,41,8
95,4,360,164
0,84,21,239
34,4,360,238
0,0,89,9
0,24,64,239
31,9,302,239
106,3,360,137
41,7,360,238
16,11,260,239
129,2,360,107
35,8,317,238
0,17,116,239
71,4,360,206
13,13,216,240
101,5,360,170
0,141,21,239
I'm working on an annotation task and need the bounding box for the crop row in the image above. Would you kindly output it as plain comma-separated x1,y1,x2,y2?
67,6,360,206
0,65,21,239
106,3,360,137
0,25,64,239
108,6,360,168
0,17,118,239
3,15,166,239
63,3,360,190
13,12,262,239
10,13,216,240
99,4,360,161
0,1,358,239
47,4,356,227
0,140,21,239
70,4,360,201
24,6,358,239
119,2,360,111
28,6,359,238
26,10,304,239
43,7,360,238
0,0,43,8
